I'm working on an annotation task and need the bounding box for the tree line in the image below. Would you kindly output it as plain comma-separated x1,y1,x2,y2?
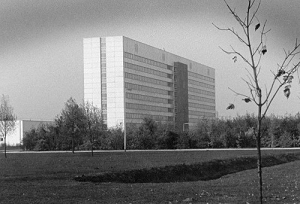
22,98,300,152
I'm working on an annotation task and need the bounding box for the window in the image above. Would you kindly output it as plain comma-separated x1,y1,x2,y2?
124,52,168,69
124,62,170,78
125,82,169,95
126,103,169,112
189,102,215,110
189,110,215,118
126,113,169,121
189,87,215,97
0,138,3,142
189,79,215,90
189,94,215,103
188,72,215,83
125,72,169,86
126,93,169,104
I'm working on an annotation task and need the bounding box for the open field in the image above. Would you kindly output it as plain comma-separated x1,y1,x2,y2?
1,149,300,203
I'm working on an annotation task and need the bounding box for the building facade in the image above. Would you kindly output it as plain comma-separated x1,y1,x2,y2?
83,36,215,131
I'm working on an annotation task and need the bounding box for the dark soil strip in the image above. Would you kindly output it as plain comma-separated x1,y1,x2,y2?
74,153,300,183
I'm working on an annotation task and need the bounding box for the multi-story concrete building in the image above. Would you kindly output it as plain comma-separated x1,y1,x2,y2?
83,36,215,131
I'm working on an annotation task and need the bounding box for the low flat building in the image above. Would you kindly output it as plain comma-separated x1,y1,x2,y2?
0,120,53,146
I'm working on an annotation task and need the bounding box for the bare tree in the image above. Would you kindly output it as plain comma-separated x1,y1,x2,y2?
0,95,17,158
214,0,300,203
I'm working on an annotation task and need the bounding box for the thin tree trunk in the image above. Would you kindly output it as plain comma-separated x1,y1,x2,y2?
4,135,7,158
256,133,263,203
72,135,74,154
257,108,263,203
91,135,94,157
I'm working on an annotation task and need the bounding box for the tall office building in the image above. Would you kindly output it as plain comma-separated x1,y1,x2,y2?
83,36,215,131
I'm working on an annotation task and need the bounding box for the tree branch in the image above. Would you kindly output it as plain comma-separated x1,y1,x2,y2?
228,87,252,99
213,23,249,46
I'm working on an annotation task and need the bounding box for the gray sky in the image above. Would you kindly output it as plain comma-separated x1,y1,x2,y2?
1,0,300,120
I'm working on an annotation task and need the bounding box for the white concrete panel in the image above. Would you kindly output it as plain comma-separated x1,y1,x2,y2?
92,91,101,96
85,94,93,99
84,83,93,88
115,52,123,57
107,97,116,103
107,92,116,98
107,77,115,83
114,79,124,87
84,88,93,93
106,41,115,47
84,76,92,81
93,77,101,83
115,104,124,111
114,61,123,67
92,43,100,48
84,69,93,74
91,38,100,43
107,82,115,88
107,103,116,108
84,64,92,68
114,46,123,52
115,111,123,117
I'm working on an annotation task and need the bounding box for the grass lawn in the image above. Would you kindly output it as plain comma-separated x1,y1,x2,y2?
1,149,300,203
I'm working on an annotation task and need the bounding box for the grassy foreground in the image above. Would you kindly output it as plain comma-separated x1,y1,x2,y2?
1,149,300,203
74,153,300,183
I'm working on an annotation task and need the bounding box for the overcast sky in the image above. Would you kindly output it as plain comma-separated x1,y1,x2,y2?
1,0,300,120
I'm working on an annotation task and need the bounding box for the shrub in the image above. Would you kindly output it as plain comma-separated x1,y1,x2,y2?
23,129,38,150
33,139,49,151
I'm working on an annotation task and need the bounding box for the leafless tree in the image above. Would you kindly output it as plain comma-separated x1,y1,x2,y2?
214,0,300,203
0,95,17,158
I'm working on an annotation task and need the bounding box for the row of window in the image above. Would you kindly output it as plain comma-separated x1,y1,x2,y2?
189,117,215,124
126,93,170,104
125,82,169,95
189,87,215,97
189,79,215,90
189,102,215,111
188,72,215,83
124,62,171,79
124,52,169,70
101,44,107,112
189,110,215,118
126,113,172,121
101,76,107,83
101,61,106,69
126,103,170,113
100,39,106,46
101,57,106,63
189,95,215,104
125,72,171,87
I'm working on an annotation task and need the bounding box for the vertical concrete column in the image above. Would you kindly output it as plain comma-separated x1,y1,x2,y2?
174,62,188,132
